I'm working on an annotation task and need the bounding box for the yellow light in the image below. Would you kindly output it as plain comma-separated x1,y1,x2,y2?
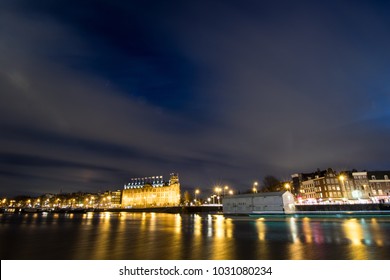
339,175,345,181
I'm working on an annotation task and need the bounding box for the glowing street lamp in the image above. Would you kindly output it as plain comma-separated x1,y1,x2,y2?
195,189,200,201
285,183,290,191
215,187,222,202
224,185,229,196
253,181,258,193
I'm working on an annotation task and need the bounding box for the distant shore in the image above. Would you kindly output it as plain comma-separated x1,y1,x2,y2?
2,203,390,215
1,205,223,214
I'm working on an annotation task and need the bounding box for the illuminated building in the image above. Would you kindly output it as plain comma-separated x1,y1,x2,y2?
101,190,122,208
295,168,344,201
121,173,180,208
294,169,390,203
367,171,390,202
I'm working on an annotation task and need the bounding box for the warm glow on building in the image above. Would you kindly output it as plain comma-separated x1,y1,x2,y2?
121,173,181,208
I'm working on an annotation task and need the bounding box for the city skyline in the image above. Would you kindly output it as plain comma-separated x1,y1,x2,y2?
1,0,390,197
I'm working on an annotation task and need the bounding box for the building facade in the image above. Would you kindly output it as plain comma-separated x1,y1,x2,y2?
297,168,345,201
121,173,181,208
294,168,390,203
368,171,390,202
107,190,122,208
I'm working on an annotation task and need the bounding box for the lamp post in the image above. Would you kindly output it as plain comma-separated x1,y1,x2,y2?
195,189,200,203
253,181,258,193
224,185,229,196
214,187,222,204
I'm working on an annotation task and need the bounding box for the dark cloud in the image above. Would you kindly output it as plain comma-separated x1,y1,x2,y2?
1,0,390,196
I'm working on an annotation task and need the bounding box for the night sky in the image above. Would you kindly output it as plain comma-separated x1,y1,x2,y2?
1,0,390,197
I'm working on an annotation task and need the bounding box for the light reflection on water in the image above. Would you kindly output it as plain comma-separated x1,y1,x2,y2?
1,212,390,260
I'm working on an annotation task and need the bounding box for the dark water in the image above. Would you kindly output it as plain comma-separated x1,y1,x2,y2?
1,212,390,260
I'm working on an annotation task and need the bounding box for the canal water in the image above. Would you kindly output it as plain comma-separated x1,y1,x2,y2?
1,212,389,260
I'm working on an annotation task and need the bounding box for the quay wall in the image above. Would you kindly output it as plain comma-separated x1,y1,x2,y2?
3,205,223,214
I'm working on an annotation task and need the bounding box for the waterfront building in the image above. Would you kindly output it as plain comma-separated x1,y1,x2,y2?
121,173,181,208
301,178,316,201
297,168,345,201
294,168,390,203
367,171,390,202
337,171,369,200
223,191,296,214
101,190,122,208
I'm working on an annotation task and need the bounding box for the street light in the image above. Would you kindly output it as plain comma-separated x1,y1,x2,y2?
215,187,223,204
285,183,290,191
253,181,258,193
224,185,229,196
195,189,200,201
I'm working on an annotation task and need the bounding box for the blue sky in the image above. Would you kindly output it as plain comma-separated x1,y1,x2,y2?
1,0,390,196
